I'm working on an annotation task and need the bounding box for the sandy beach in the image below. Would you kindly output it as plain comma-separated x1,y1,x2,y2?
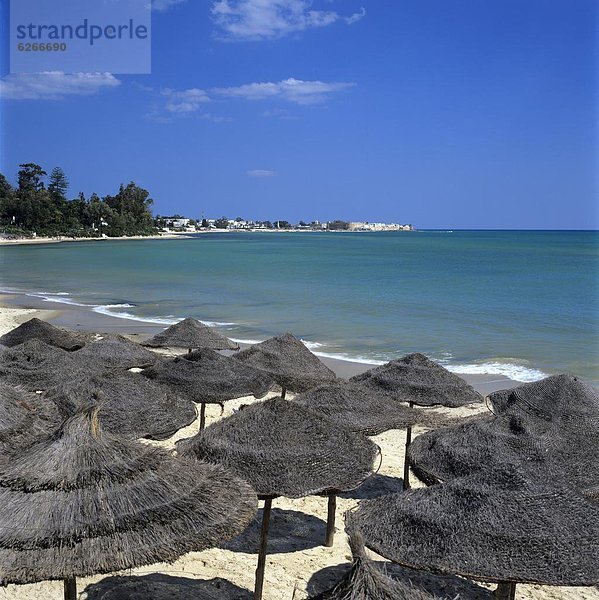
0,302,597,600
0,232,196,246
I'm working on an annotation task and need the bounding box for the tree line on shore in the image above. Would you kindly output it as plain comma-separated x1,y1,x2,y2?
0,164,156,237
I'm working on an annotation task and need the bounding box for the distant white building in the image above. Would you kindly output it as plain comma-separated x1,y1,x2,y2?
348,222,413,232
165,218,191,229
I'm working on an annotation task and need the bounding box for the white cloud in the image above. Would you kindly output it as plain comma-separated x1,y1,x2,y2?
0,72,120,101
211,0,366,40
345,7,366,25
161,87,210,113
211,77,354,105
248,169,276,177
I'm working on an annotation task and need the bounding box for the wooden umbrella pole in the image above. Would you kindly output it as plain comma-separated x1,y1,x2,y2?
494,582,516,600
324,493,337,547
254,497,273,600
63,577,77,600
199,403,207,431
402,402,414,491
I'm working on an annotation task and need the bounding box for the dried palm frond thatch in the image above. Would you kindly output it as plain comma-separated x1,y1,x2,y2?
350,353,482,408
350,476,599,588
232,333,336,395
0,339,82,391
349,353,482,489
0,317,90,350
142,348,274,404
84,574,252,600
408,374,599,492
311,515,493,600
0,382,60,451
293,381,446,436
178,397,379,600
142,317,239,351
45,369,197,440
311,519,436,600
178,397,378,498
74,334,158,370
0,407,257,599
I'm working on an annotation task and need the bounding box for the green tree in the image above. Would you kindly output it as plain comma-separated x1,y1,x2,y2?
103,182,155,235
17,163,46,192
47,167,69,201
214,216,229,229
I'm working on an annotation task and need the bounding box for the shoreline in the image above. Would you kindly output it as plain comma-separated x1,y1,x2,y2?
0,231,196,246
0,228,419,247
0,293,519,396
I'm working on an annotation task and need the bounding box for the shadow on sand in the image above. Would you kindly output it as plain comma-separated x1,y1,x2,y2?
221,507,327,554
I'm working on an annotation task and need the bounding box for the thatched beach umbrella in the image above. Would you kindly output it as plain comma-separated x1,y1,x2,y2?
143,317,239,352
0,382,60,452
349,476,599,599
349,353,482,408
0,406,258,600
0,317,90,350
142,348,274,430
408,374,599,491
85,574,252,600
0,339,81,391
233,333,336,396
74,334,158,370
350,353,482,488
311,515,492,600
177,398,379,600
45,369,198,440
293,380,445,436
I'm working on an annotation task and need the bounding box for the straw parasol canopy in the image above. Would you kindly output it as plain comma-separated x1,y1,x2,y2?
0,406,258,591
85,573,252,600
0,339,82,392
178,397,379,498
311,516,493,600
0,382,60,452
0,317,90,351
178,397,379,599
293,381,446,436
142,317,239,351
232,333,336,394
85,575,252,600
312,519,436,600
408,374,599,491
349,475,599,588
45,369,198,440
142,348,274,404
350,353,483,408
74,334,158,370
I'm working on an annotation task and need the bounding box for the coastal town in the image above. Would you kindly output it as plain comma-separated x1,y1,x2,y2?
157,216,415,233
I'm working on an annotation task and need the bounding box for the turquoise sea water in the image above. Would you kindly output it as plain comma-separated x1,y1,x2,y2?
1,231,597,383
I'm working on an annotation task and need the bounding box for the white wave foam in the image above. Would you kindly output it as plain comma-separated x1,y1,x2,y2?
92,305,180,325
229,337,266,346
300,339,325,350
313,351,386,365
90,305,236,328
31,294,92,308
446,362,547,383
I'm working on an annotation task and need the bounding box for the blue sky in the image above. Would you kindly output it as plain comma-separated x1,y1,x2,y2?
0,0,596,228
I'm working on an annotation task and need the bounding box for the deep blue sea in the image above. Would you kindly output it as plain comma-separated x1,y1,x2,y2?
1,231,597,384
